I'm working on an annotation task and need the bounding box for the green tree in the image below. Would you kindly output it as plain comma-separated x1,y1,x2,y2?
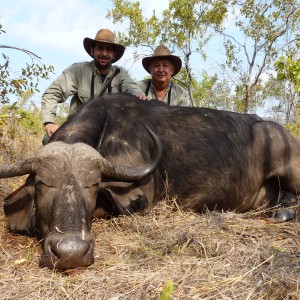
107,0,299,113
275,56,300,92
217,0,300,112
0,90,44,161
107,0,228,106
274,55,300,124
0,23,54,104
180,70,227,109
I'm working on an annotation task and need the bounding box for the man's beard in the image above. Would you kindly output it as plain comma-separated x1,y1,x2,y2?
94,57,112,71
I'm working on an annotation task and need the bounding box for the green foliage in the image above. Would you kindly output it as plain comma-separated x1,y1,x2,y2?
220,0,300,112
160,279,174,300
285,122,300,137
222,40,239,72
179,70,219,107
0,23,54,104
1,61,54,104
0,91,43,139
274,56,300,93
107,0,228,105
107,0,160,46
55,101,69,125
0,23,5,35
108,0,228,51
107,0,299,113
194,71,219,106
162,0,228,48
260,74,299,124
0,90,44,162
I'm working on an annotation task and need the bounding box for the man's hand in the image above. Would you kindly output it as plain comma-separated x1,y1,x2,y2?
45,123,59,137
135,93,150,101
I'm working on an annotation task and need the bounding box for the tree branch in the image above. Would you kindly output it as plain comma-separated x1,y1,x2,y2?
0,57,8,70
0,45,41,60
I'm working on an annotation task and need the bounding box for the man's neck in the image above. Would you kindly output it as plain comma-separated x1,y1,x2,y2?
94,62,112,75
151,81,171,101
152,81,170,92
98,68,109,75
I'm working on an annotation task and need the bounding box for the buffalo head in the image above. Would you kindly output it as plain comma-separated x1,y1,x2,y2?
1,126,161,270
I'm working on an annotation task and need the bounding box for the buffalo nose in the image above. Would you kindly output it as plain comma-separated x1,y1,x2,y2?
40,231,95,270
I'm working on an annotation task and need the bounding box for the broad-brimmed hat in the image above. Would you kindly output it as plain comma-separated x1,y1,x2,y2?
142,45,182,75
83,29,125,63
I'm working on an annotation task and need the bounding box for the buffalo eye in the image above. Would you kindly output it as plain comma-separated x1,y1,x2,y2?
35,179,53,188
84,182,100,189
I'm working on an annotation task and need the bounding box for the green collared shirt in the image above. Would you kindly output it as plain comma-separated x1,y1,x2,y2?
41,61,144,124
137,79,191,107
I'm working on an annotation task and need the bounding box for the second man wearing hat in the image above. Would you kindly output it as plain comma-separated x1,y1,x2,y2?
42,28,147,139
138,45,190,107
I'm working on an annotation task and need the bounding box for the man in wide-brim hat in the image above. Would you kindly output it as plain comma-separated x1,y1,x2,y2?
41,28,147,142
138,45,190,106
83,28,125,64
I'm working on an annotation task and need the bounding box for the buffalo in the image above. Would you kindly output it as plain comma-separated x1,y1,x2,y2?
0,93,299,270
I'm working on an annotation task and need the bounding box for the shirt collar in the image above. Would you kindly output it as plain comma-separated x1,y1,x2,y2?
150,81,172,100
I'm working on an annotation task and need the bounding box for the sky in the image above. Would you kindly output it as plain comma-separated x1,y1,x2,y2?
1,0,173,104
0,0,277,118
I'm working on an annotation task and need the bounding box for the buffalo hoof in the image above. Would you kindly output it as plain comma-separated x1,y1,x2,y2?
275,207,296,222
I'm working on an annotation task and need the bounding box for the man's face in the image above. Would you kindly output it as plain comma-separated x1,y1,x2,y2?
149,59,175,85
90,42,116,71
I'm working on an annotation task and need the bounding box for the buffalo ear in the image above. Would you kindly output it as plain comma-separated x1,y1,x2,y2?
98,181,148,215
3,182,37,236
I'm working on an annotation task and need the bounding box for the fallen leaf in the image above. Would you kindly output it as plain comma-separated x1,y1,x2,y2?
14,258,27,265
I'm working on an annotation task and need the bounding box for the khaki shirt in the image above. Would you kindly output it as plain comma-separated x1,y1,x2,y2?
138,79,191,107
41,61,144,124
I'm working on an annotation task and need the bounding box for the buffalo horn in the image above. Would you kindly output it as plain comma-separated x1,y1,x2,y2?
0,157,35,178
100,125,162,181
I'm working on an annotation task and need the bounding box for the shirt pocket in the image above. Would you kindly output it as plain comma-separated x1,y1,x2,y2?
78,87,91,102
110,77,121,93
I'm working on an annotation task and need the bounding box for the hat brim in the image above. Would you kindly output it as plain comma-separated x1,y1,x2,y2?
142,55,182,76
83,37,125,63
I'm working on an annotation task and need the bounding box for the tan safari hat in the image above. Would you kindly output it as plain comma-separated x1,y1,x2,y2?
83,29,125,63
142,45,182,75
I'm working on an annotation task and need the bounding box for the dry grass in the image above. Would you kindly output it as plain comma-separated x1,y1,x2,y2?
0,195,299,299
0,127,300,299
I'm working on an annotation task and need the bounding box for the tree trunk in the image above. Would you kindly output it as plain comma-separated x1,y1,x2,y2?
244,84,251,113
